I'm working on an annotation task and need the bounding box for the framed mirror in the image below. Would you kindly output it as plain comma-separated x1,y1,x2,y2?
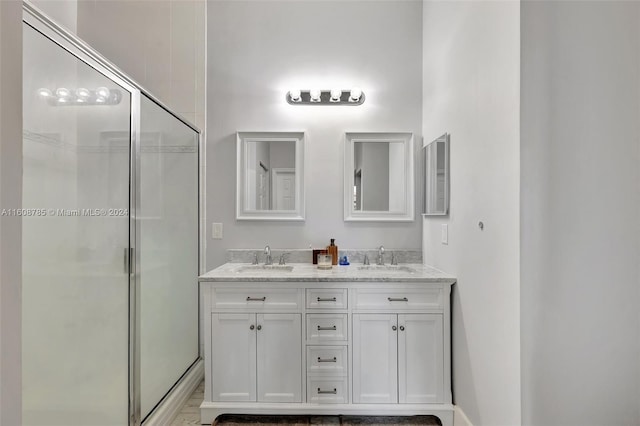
236,131,305,220
344,132,414,222
423,133,449,216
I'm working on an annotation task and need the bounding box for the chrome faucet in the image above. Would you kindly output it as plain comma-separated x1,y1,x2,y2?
390,252,398,266
377,245,385,265
278,252,290,265
252,252,259,265
363,254,370,265
264,245,272,265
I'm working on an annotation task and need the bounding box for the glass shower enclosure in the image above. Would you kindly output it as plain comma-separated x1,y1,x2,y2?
21,4,200,425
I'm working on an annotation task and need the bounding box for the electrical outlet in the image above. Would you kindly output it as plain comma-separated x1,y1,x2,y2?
212,223,223,239
441,224,448,245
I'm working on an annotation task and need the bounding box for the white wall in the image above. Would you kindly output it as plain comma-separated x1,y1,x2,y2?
206,0,423,268
0,1,22,424
520,2,640,425
29,0,77,32
77,0,206,131
422,1,521,425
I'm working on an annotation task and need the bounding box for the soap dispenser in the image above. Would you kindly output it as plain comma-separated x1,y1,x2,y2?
327,238,338,265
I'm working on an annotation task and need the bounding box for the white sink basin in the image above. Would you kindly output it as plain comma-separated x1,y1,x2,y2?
236,265,294,272
357,265,416,273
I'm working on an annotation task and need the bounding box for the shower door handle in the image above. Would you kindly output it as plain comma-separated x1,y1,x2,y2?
124,247,133,274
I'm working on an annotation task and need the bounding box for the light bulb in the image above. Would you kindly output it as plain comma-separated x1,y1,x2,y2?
289,89,301,102
57,97,68,103
56,87,71,98
38,88,52,98
76,88,90,100
96,87,110,98
96,97,106,103
349,87,362,102
309,89,321,102
330,88,342,102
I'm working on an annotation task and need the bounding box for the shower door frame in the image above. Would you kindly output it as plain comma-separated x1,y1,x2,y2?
22,3,203,426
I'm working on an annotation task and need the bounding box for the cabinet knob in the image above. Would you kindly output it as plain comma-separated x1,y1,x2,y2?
256,325,262,331
249,325,255,330
399,325,405,331
392,325,397,331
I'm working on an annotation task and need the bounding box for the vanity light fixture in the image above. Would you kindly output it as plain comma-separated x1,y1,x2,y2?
37,88,52,98
286,87,365,106
330,88,342,102
349,87,362,102
309,89,322,103
38,86,122,106
289,88,302,102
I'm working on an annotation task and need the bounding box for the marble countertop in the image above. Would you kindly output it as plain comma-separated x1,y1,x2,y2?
199,262,456,284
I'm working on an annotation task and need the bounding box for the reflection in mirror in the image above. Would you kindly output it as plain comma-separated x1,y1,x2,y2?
353,141,406,211
423,133,449,215
237,132,305,221
344,132,414,222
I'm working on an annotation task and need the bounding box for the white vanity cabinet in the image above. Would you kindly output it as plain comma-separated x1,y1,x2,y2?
200,273,454,426
211,312,302,403
352,313,443,404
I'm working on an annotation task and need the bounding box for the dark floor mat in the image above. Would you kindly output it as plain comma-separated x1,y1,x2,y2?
213,414,441,426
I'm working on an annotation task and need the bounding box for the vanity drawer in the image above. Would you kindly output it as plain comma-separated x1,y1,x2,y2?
306,346,348,376
212,288,301,311
306,314,348,342
353,288,443,311
306,289,348,309
307,377,348,404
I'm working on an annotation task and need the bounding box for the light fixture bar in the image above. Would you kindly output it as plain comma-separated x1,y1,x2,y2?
38,87,123,106
286,89,365,106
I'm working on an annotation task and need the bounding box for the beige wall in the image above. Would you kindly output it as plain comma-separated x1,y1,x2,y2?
30,0,205,131
77,0,205,131
0,1,23,424
521,2,640,424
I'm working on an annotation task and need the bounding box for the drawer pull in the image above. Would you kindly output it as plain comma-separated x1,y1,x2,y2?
388,297,408,302
317,357,337,363
317,388,337,395
317,297,337,302
246,297,266,301
399,325,405,331
250,325,255,330
317,325,337,331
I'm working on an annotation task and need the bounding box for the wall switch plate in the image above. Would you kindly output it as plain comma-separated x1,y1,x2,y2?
441,224,448,245
212,223,223,239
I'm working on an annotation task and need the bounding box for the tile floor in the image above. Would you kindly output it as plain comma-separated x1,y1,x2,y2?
171,380,205,425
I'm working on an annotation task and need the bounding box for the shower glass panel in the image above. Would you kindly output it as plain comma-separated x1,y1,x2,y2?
22,24,131,426
139,95,199,420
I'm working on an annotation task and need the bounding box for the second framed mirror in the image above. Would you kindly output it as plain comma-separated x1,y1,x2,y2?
344,132,414,222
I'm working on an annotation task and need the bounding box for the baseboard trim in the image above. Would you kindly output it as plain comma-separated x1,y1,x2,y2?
143,358,204,425
453,406,473,426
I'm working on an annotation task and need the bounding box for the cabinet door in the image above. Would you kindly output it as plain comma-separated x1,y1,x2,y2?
256,313,302,402
211,313,257,401
398,314,444,403
352,314,398,403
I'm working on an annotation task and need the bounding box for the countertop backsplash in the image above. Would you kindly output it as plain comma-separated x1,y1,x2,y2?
226,248,422,265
